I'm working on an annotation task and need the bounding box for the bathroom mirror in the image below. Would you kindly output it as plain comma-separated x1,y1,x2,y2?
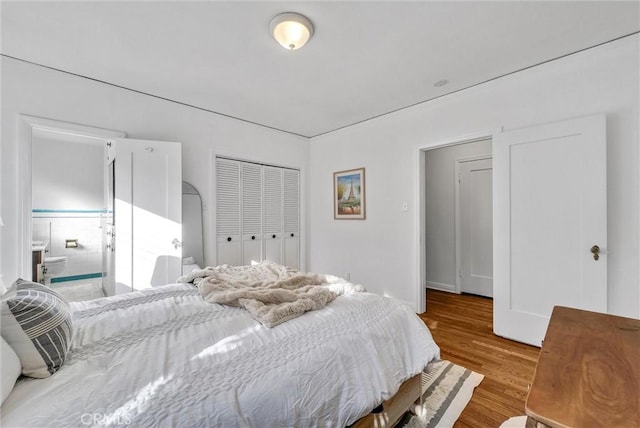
182,182,204,271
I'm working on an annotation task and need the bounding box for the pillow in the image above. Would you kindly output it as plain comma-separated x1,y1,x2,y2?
1,279,74,378
182,257,201,275
1,336,21,404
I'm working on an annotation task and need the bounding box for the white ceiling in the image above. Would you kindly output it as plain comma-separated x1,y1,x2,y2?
2,1,638,138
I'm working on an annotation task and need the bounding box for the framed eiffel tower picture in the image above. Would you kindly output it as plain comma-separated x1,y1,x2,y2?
333,167,366,220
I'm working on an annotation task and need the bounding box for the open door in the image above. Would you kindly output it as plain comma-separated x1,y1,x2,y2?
456,157,493,298
102,152,116,296
109,138,182,293
493,115,607,346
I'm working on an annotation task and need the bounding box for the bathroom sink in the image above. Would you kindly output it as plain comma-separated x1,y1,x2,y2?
31,241,48,251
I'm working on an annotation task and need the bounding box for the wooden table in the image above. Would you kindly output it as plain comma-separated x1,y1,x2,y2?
525,306,640,427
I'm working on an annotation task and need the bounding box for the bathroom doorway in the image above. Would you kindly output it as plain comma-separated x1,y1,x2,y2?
31,128,117,301
20,116,184,301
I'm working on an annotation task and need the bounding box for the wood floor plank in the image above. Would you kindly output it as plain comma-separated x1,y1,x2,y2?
419,289,540,428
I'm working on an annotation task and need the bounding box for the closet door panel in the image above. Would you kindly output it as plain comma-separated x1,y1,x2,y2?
283,169,300,269
217,237,242,266
263,166,283,264
216,159,241,265
242,163,263,265
284,236,299,270
243,237,262,265
265,234,283,264
263,167,283,234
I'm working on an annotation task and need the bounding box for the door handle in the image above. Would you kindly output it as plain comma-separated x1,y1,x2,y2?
172,238,182,250
590,245,600,261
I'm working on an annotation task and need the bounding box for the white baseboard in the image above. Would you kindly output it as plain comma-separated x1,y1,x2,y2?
426,281,457,293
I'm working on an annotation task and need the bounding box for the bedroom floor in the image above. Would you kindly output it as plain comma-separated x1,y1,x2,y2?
420,290,540,428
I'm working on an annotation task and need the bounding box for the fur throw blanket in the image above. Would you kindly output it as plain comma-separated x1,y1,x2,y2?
177,262,299,286
178,262,364,328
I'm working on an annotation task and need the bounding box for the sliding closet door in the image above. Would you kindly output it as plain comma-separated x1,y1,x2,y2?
216,158,242,265
283,169,300,270
263,166,283,264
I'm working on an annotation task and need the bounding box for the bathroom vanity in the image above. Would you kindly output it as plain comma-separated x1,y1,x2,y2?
31,241,47,283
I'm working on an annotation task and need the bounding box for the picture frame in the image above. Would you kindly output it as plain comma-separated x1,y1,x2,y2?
333,167,366,220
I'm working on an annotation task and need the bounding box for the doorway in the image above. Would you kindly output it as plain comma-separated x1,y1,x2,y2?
31,128,109,300
423,138,493,299
19,116,184,300
18,115,126,301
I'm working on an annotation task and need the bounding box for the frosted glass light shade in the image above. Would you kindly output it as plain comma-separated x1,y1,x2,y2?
270,12,314,50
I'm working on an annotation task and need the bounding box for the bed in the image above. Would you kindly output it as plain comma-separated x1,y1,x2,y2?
1,266,439,427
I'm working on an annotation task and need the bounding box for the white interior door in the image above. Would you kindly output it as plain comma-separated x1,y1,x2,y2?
113,138,182,293
493,115,607,346
102,152,116,297
457,157,493,297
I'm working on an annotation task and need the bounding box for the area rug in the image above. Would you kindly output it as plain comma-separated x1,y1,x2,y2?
396,360,484,428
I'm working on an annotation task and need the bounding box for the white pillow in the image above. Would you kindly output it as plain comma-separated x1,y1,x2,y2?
182,257,201,276
1,336,21,404
1,279,74,378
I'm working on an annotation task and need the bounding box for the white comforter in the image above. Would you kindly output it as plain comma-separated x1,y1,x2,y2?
1,283,439,427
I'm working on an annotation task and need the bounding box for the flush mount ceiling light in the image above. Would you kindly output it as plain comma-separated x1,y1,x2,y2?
270,12,314,51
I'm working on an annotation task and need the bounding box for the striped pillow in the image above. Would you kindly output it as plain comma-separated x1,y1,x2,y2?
1,279,74,378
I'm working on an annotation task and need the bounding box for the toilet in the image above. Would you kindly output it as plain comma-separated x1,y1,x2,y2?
43,256,68,284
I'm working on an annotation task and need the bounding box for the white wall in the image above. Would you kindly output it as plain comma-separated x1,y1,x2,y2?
425,139,492,292
1,56,309,283
32,132,104,211
309,35,639,317
33,215,103,278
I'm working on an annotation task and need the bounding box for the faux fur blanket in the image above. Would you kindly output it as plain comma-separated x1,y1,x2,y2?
177,262,299,286
178,262,364,327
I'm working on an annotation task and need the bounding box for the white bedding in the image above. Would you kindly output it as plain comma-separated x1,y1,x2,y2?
1,283,439,427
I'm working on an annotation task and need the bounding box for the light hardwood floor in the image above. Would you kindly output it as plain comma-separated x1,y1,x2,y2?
419,289,540,428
